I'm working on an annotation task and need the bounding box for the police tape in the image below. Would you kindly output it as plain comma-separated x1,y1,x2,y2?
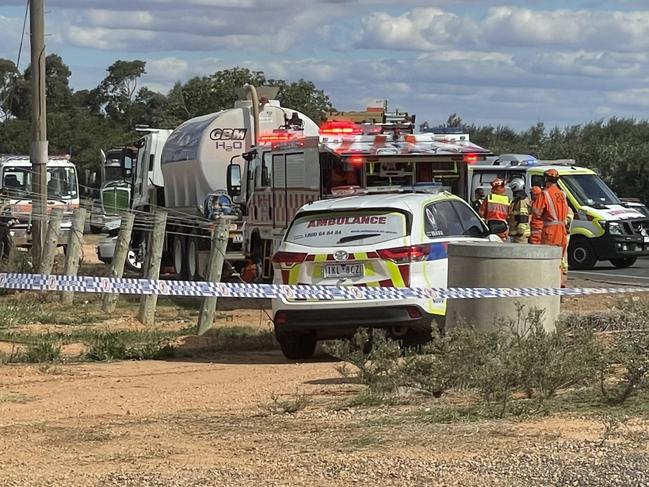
0,272,647,300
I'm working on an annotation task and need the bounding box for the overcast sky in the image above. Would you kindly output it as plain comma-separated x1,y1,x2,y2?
1,0,648,129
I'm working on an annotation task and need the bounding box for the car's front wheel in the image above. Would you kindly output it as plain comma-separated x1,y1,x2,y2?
610,257,637,268
568,237,597,270
276,333,317,360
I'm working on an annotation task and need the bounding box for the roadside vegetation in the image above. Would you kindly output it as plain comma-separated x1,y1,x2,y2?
325,302,649,421
0,288,278,364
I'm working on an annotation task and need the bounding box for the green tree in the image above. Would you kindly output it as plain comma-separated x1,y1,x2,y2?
132,87,173,128
165,68,267,121
0,58,19,120
98,60,146,127
10,54,74,119
274,78,332,123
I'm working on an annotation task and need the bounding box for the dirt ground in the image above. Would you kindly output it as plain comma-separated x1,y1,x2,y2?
1,239,648,485
1,351,648,487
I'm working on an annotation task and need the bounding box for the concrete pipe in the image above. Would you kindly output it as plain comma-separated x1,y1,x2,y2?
445,242,562,334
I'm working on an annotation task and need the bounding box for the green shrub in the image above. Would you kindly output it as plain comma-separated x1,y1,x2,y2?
18,337,62,363
325,329,404,402
85,332,175,361
599,326,649,405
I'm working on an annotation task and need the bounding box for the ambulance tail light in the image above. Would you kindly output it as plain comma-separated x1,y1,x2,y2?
377,244,430,264
319,121,363,136
463,153,480,164
272,251,307,267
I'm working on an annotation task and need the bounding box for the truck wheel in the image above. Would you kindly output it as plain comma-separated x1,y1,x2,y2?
187,236,199,280
126,249,143,272
276,333,316,360
568,237,597,270
610,257,637,268
173,235,186,278
250,237,264,283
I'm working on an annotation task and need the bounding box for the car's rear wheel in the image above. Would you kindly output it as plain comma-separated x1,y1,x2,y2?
277,333,317,360
610,256,637,268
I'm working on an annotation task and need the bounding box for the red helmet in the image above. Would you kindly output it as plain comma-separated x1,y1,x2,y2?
544,168,560,180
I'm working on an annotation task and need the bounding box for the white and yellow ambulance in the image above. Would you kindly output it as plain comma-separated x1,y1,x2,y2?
469,154,649,270
271,189,502,359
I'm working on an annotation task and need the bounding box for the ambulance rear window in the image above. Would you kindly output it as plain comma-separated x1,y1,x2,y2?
286,209,409,247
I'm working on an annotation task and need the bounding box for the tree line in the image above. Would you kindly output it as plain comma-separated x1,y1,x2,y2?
0,54,647,201
0,54,333,173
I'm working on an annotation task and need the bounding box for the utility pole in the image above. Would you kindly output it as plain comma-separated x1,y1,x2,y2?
30,0,48,266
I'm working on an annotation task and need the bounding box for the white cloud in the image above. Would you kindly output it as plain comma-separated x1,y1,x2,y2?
356,6,649,53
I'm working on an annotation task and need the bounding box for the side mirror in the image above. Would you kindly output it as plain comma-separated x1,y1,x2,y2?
242,149,258,162
227,163,242,197
487,220,508,235
120,148,134,179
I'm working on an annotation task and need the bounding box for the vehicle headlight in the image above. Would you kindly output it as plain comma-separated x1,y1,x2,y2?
607,222,624,235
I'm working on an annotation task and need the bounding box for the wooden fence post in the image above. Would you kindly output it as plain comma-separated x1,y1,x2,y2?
39,207,64,275
102,212,135,313
197,216,233,336
137,210,167,325
61,207,87,304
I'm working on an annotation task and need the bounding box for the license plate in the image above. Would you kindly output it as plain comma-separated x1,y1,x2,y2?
323,263,364,279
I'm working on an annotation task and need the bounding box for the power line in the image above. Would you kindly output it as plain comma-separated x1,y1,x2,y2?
0,0,30,113
16,0,30,71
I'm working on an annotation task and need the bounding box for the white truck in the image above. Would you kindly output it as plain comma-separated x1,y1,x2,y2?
226,119,492,280
0,155,79,250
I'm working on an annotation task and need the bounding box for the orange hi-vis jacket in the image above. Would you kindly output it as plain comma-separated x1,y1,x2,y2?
480,193,510,240
532,184,569,246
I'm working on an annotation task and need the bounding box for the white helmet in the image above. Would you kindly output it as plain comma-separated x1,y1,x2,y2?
509,178,525,192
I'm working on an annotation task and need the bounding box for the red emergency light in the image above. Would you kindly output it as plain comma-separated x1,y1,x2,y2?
463,153,480,164
258,131,296,143
319,120,364,136
347,155,365,165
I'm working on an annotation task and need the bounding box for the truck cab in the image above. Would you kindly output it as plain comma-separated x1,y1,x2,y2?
89,148,132,233
0,155,79,247
469,154,649,269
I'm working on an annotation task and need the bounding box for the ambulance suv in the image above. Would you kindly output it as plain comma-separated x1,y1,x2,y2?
271,190,502,359
469,155,649,270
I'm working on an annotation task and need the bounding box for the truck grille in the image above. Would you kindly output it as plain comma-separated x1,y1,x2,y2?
622,219,649,236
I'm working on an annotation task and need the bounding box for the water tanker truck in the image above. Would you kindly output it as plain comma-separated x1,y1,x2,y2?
117,85,319,279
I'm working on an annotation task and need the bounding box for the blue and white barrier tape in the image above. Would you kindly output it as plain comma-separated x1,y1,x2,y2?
0,272,646,300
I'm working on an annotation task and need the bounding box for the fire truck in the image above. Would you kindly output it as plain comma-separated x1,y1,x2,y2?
227,118,492,280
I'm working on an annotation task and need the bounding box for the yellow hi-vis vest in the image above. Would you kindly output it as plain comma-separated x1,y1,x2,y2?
509,196,531,238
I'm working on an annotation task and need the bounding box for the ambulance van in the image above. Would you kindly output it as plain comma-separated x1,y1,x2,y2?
469,154,649,270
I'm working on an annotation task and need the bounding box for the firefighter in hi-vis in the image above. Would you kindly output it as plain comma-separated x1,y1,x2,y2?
529,186,543,244
479,178,510,241
531,169,571,287
507,178,531,243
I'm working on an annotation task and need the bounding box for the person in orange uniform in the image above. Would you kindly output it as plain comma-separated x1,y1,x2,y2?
531,169,570,287
479,178,510,241
528,186,544,244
